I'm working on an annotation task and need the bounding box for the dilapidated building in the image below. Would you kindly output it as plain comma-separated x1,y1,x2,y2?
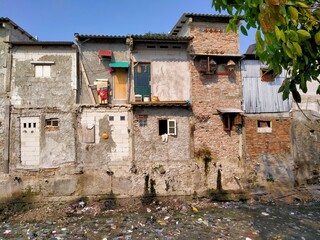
0,14,319,202
241,45,294,196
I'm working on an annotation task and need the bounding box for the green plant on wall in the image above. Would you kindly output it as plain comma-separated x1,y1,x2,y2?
195,148,212,175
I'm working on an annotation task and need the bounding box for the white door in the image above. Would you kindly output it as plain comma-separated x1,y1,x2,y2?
20,117,40,166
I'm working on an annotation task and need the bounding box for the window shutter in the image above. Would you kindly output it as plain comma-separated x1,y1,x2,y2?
43,65,51,77
167,119,177,136
35,65,43,77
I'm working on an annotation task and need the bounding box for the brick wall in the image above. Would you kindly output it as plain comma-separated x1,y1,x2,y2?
189,22,239,55
189,22,242,161
244,117,291,161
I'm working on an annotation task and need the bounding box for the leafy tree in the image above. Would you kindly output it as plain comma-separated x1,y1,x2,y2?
212,0,320,102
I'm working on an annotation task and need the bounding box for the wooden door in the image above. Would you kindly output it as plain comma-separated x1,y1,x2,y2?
134,63,151,99
114,69,127,100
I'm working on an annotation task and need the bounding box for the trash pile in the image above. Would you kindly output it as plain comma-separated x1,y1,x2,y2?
0,198,319,239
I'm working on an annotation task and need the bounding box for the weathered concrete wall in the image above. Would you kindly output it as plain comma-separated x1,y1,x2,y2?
9,109,77,169
132,45,191,101
0,98,5,172
77,42,130,104
291,110,320,186
0,28,7,93
133,107,192,162
11,47,77,109
79,107,131,166
5,22,34,42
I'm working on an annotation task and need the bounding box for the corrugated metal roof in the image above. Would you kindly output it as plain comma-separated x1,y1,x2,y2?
74,33,127,41
242,60,292,113
170,13,237,36
131,34,192,43
0,17,36,41
10,41,74,46
74,33,192,43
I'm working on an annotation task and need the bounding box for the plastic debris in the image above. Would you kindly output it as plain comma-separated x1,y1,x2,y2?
192,207,198,213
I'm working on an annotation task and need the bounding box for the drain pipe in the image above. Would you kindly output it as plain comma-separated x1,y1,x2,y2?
3,43,13,174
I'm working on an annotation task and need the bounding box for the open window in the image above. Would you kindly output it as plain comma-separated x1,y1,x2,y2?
261,67,276,82
159,119,177,136
257,120,272,133
222,114,232,131
217,108,243,131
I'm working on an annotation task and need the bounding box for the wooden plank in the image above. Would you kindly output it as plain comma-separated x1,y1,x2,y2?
79,60,96,104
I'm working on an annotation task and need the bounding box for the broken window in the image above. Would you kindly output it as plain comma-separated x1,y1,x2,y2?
45,118,59,131
46,118,59,127
159,119,177,136
261,67,276,82
257,120,272,133
109,116,114,121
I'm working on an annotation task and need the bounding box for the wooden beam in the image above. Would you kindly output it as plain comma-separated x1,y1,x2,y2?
79,59,96,104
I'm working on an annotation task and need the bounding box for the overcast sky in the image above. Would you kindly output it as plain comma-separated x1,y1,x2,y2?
0,0,255,53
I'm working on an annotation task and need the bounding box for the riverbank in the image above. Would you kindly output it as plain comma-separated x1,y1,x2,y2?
0,195,319,239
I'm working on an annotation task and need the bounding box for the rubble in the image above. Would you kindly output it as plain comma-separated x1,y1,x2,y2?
0,198,319,239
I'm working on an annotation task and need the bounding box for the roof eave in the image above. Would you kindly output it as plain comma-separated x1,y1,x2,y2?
10,41,74,46
0,17,36,41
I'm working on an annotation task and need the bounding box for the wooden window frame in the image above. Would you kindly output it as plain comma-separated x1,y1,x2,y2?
159,119,177,136
45,118,59,131
138,115,148,127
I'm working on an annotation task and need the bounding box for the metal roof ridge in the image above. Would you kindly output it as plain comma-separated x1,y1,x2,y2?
74,33,128,38
10,41,74,46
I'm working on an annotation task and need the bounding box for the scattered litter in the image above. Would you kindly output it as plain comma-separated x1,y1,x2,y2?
192,207,198,213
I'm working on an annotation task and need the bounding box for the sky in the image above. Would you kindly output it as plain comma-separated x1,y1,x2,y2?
0,0,255,53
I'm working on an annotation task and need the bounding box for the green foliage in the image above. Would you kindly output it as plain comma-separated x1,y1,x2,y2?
212,0,320,102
